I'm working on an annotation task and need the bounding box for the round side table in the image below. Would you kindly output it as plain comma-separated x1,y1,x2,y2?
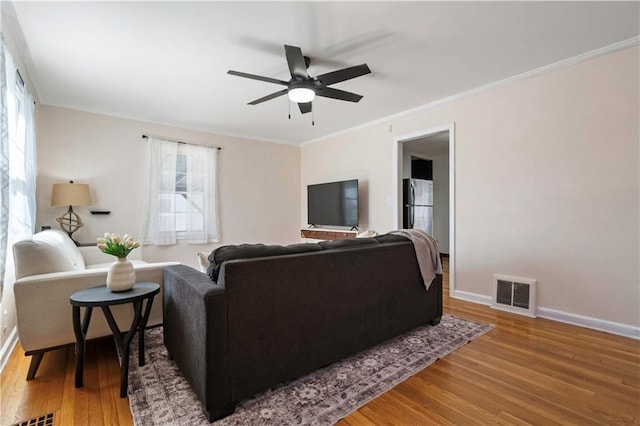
70,282,160,398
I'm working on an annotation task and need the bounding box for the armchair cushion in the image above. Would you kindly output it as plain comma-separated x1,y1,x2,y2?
13,229,85,280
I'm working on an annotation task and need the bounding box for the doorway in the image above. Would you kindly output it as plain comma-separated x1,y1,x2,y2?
393,123,455,296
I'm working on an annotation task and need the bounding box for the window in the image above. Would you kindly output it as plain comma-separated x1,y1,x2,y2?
141,137,219,245
174,148,205,234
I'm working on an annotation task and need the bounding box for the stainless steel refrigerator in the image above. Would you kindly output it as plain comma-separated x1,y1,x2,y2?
403,178,433,235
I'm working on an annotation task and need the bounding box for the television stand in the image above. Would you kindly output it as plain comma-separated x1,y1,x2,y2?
301,228,357,241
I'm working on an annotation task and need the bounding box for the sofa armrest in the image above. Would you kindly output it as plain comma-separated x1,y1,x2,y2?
162,265,231,417
14,261,179,353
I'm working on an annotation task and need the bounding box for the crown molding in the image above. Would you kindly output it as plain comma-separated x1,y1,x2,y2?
302,36,640,147
38,103,299,148
1,1,41,103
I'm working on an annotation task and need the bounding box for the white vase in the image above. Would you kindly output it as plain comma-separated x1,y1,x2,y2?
106,257,136,292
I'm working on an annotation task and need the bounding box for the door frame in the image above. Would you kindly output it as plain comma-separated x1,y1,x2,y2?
392,123,456,296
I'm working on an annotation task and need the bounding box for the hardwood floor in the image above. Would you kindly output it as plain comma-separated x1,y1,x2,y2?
2,259,639,425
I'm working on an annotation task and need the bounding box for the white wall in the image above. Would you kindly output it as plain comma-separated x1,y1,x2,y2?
301,124,394,233
302,46,639,329
37,106,301,268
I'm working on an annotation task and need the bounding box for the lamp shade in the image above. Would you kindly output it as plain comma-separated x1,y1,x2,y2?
51,182,92,207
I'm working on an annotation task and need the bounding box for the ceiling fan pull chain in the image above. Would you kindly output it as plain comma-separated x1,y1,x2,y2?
288,100,291,120
312,102,315,126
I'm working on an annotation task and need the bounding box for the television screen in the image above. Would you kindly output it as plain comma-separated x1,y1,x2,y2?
307,179,358,227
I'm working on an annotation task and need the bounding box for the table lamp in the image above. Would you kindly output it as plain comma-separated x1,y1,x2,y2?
51,180,92,245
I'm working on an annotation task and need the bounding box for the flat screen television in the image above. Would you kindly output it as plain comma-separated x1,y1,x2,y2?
307,179,358,228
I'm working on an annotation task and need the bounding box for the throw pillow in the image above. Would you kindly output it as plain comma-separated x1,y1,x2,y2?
196,252,210,273
356,230,378,238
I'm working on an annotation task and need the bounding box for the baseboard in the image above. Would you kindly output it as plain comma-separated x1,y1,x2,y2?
536,307,640,340
0,326,18,374
453,290,492,306
452,290,640,340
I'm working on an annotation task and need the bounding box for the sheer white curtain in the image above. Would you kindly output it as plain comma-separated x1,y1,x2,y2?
141,138,178,245
141,137,219,245
0,38,37,302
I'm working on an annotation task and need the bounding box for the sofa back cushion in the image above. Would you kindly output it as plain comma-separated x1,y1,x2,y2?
318,237,380,250
374,233,410,244
207,243,322,282
13,229,85,280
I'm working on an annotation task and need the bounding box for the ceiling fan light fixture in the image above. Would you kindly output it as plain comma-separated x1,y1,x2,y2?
288,87,315,103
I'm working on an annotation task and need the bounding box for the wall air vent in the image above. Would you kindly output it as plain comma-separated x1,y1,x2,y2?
491,274,537,317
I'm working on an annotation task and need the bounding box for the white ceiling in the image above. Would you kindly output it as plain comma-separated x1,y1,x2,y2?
6,1,639,145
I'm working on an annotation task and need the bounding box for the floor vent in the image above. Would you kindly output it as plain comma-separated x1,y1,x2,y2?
11,413,54,426
491,274,536,317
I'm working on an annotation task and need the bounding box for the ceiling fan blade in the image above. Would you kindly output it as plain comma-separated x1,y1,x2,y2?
285,45,309,79
316,87,363,103
248,89,289,105
227,70,289,86
298,102,312,114
316,64,371,86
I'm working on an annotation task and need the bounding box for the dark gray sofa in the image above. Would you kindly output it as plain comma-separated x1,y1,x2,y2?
163,237,442,421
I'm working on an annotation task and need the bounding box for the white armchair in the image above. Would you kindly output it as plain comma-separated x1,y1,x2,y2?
12,229,179,380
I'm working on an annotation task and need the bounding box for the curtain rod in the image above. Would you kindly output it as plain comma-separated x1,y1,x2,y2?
141,134,222,150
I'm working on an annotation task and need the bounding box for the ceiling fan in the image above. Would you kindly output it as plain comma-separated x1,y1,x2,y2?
227,45,371,115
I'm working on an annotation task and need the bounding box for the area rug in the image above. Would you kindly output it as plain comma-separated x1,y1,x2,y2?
128,314,493,425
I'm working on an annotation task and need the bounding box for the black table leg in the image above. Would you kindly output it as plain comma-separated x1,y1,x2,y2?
73,306,93,388
121,300,143,397
101,300,143,398
138,296,155,366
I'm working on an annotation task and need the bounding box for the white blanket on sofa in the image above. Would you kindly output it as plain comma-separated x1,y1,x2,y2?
390,229,443,290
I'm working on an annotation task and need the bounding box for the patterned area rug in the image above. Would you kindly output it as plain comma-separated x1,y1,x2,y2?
128,314,493,425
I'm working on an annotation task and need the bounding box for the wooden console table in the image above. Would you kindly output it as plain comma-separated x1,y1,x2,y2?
301,229,357,240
